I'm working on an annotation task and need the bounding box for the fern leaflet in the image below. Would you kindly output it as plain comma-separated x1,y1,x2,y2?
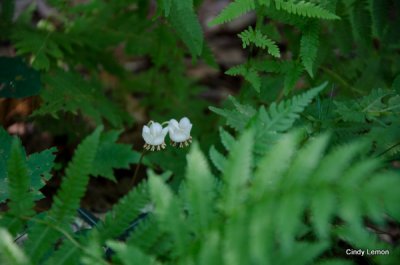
209,0,255,26
24,127,102,263
300,21,320,77
1,139,35,235
238,27,280,58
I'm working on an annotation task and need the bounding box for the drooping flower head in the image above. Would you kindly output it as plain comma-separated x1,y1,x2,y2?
168,117,193,148
142,121,168,151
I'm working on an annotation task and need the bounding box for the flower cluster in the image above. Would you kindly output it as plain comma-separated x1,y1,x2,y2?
142,117,192,151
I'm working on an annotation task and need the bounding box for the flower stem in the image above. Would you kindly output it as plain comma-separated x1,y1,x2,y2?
131,150,146,187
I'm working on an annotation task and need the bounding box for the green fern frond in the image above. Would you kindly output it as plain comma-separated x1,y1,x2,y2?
0,128,55,202
300,22,320,77
209,0,255,26
347,0,373,48
24,127,102,263
219,128,235,151
209,96,257,131
97,180,150,242
334,88,399,123
221,130,253,214
238,27,281,58
26,147,56,200
274,0,340,20
226,64,261,92
107,241,157,265
12,29,69,71
91,130,142,181
209,145,226,172
2,139,35,235
125,216,170,256
33,70,130,127
168,0,204,57
148,173,190,257
283,61,304,94
210,83,326,155
184,143,215,234
257,82,327,132
48,178,151,264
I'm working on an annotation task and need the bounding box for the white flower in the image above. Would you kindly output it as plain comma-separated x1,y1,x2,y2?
142,122,168,151
168,117,193,148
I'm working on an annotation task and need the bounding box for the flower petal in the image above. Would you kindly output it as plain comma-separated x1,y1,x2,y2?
179,117,191,128
150,122,163,135
142,126,152,144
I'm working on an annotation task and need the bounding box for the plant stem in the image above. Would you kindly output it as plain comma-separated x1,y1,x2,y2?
131,150,146,187
320,66,363,95
377,141,400,157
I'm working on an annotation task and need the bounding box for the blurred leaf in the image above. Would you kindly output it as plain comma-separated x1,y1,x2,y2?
168,0,203,57
91,130,142,181
27,147,57,200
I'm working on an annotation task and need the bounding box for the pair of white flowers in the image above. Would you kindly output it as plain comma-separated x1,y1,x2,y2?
142,117,193,151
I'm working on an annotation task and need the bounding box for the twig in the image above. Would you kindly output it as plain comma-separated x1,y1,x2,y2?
131,150,147,187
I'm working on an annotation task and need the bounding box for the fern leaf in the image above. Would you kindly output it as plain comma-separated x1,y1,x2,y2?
283,61,304,94
0,128,55,202
24,127,102,263
168,0,203,57
347,1,373,47
300,22,320,77
209,0,255,26
125,216,169,256
219,128,235,151
226,64,261,92
26,147,56,200
0,229,31,265
209,146,226,172
148,173,190,256
252,131,300,199
258,82,327,132
97,181,150,242
2,139,35,235
33,70,130,127
221,130,253,214
238,27,280,58
185,143,215,234
274,0,340,20
209,96,257,131
107,241,157,265
91,130,142,181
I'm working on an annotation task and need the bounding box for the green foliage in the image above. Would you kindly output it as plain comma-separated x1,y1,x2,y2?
0,127,56,202
209,0,255,26
300,21,320,77
82,130,400,264
238,27,281,58
166,0,204,57
91,130,142,181
0,139,35,235
210,0,339,26
32,70,131,127
226,64,261,92
1,0,400,264
211,82,327,154
24,127,102,263
271,0,340,20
